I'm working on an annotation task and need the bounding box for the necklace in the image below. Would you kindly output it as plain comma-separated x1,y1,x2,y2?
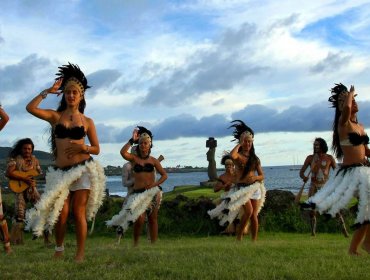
69,112,79,122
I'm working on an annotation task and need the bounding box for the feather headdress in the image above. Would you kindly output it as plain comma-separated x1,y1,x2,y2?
328,83,348,111
137,126,153,147
55,63,90,94
229,120,254,142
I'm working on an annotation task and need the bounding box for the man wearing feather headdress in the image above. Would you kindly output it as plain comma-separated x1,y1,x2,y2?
208,120,266,241
25,63,106,262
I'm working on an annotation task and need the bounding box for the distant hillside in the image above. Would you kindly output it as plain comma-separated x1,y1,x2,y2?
0,146,53,164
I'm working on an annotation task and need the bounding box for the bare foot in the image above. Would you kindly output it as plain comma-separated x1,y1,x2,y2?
74,255,84,263
4,244,12,255
348,250,361,256
361,244,370,254
53,251,64,259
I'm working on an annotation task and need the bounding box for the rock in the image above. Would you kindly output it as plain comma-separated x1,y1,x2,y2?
263,189,295,212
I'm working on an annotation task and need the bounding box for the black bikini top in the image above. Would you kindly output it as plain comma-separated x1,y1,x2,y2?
54,124,86,140
348,133,369,146
54,112,87,140
133,163,155,173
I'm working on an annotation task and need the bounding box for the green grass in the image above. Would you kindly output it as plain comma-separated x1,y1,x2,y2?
163,185,219,200
1,232,369,280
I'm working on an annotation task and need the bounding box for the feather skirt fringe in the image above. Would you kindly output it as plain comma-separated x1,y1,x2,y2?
308,166,370,225
106,187,162,233
208,181,266,226
25,160,106,236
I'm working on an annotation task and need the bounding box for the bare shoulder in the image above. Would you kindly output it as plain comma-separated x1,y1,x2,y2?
305,154,313,163
83,115,95,128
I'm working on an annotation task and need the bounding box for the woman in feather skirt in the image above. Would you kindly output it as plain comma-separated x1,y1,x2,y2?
107,126,167,246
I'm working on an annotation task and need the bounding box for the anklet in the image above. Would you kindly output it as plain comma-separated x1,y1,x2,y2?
55,245,65,252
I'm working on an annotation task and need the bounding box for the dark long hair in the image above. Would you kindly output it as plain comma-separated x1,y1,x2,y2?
9,138,34,158
229,120,260,178
314,137,328,153
328,83,348,159
239,144,259,179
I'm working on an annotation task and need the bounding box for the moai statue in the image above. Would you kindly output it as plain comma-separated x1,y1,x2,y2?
206,137,218,181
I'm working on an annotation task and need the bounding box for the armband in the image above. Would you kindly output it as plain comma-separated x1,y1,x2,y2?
40,90,48,99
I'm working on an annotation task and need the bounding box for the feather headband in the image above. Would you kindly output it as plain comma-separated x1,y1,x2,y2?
56,63,90,95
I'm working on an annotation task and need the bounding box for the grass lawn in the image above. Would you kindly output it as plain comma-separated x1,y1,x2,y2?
1,232,369,280
163,185,219,200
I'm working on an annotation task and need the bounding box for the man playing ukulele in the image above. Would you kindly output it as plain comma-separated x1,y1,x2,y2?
6,138,49,245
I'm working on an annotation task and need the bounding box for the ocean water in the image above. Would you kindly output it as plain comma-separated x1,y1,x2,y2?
108,165,305,197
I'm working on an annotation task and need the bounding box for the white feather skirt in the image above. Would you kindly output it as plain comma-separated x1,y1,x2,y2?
25,159,106,236
308,166,370,226
106,187,162,233
208,181,266,226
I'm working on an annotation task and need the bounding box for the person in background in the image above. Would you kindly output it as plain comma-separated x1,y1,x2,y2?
300,137,349,237
25,63,106,262
116,149,164,242
0,104,11,254
208,120,266,242
213,153,237,235
6,138,49,245
107,126,167,246
302,83,370,255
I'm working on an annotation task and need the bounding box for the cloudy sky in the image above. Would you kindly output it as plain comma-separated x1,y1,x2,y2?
1,0,370,168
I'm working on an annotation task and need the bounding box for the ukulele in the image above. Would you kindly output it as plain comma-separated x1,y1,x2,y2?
8,170,40,193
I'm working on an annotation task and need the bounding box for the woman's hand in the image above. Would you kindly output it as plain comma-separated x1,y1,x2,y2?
224,182,232,192
48,78,63,95
132,128,139,142
349,85,355,93
244,175,256,185
64,141,86,158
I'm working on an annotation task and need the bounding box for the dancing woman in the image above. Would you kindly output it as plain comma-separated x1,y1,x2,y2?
208,120,266,241
106,127,167,246
303,84,370,255
25,63,106,262
0,105,11,254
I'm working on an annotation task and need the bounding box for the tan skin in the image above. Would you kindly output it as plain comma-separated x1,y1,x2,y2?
335,86,370,255
120,129,168,246
26,78,100,262
0,106,9,131
230,134,264,241
0,107,11,254
300,141,340,236
214,161,235,193
6,144,39,189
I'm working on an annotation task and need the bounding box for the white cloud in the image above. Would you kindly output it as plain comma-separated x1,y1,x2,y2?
1,0,370,167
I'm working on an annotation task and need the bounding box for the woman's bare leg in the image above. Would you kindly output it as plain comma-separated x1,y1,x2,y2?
349,225,367,255
148,209,159,244
72,190,89,262
54,194,70,258
133,214,145,247
237,201,252,241
250,199,259,241
360,224,370,253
